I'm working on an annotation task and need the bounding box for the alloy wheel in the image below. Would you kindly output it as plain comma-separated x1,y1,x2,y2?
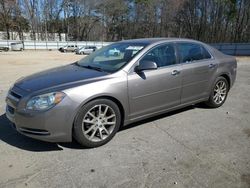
213,80,227,104
82,104,116,142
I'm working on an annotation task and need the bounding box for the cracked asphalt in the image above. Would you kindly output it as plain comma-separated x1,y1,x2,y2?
0,51,249,188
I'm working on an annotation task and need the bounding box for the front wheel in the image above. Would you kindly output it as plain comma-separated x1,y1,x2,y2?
73,99,121,148
205,76,229,108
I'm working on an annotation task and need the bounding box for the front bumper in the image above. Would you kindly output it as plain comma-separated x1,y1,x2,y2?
5,91,76,143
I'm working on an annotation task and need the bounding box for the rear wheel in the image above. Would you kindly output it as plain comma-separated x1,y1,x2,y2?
73,99,121,148
205,76,229,108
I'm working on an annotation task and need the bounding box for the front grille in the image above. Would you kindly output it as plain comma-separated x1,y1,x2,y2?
7,105,14,114
10,91,22,99
6,87,23,108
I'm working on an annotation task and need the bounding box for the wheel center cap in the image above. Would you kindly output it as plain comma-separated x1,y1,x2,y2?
97,120,102,126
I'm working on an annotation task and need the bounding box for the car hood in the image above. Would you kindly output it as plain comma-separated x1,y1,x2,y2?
15,63,109,92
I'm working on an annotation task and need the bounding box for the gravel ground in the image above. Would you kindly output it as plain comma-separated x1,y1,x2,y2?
0,51,249,188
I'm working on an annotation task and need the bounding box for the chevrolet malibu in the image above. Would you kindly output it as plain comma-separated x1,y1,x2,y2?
6,38,237,147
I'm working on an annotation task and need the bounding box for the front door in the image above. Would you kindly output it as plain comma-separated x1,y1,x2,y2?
128,43,182,120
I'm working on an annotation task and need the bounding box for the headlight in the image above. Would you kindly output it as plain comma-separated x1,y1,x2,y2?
26,92,65,111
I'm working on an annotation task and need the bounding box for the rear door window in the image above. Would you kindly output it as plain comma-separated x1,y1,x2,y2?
177,43,211,63
202,47,212,59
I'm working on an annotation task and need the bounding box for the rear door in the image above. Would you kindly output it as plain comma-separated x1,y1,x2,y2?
176,42,217,104
127,43,182,119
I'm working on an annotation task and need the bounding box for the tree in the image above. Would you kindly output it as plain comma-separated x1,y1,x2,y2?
0,0,15,39
23,0,39,40
96,0,128,41
0,0,249,42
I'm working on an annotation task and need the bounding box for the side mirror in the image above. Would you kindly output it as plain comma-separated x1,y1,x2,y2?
135,60,158,72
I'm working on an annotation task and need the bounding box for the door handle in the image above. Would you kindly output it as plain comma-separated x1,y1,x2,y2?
208,63,216,68
171,70,180,75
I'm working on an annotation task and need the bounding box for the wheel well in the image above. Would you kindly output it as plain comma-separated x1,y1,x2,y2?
220,74,231,89
72,96,125,140
95,96,124,122
75,96,125,125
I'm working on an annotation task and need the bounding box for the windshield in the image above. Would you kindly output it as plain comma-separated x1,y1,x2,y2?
77,42,147,73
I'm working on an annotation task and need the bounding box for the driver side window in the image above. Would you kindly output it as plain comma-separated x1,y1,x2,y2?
141,43,177,67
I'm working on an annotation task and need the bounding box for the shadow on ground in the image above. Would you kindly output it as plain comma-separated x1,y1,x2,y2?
0,114,64,152
0,105,199,152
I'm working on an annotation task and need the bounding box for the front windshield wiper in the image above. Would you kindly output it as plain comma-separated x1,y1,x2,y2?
76,63,105,72
83,65,104,72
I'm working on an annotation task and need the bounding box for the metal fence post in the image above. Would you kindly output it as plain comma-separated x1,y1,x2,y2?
46,40,48,50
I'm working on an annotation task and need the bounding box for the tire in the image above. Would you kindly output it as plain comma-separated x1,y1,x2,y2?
73,99,121,148
205,76,229,108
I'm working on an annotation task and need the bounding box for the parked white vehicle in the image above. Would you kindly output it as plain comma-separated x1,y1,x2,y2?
59,45,78,52
76,46,97,55
11,42,24,51
0,45,9,52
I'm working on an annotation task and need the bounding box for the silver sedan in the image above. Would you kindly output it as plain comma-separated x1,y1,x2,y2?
6,38,237,147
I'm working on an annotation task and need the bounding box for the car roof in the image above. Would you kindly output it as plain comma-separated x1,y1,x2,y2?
119,38,203,45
